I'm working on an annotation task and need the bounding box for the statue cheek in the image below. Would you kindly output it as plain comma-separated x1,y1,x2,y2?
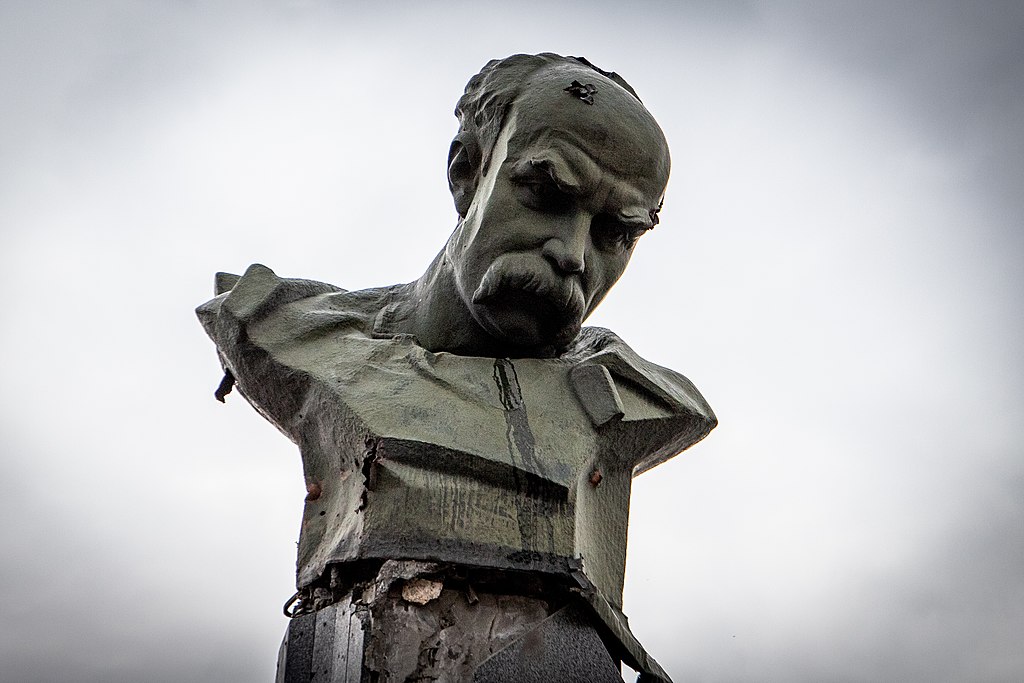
448,208,493,262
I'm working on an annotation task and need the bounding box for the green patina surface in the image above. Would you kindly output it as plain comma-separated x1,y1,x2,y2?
198,264,715,610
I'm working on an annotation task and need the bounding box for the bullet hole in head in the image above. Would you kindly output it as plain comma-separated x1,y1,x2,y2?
319,511,326,516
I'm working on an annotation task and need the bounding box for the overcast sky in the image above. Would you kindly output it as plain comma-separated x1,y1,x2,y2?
1,2,1022,681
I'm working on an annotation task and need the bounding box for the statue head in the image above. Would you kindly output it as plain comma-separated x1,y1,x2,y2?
433,54,671,357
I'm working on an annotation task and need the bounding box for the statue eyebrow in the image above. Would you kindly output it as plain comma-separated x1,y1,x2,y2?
619,211,656,231
511,156,659,227
510,157,584,195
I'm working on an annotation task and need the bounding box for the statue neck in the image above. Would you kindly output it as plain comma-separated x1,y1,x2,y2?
408,248,492,356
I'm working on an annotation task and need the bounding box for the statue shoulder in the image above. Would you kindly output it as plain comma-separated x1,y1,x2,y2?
196,263,408,344
195,264,402,432
196,263,345,332
566,327,717,474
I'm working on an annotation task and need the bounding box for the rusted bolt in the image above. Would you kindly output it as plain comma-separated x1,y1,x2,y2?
589,469,603,487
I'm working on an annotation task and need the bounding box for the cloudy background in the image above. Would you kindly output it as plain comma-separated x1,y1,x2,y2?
1,1,1021,681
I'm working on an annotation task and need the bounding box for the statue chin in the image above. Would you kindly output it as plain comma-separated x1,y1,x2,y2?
475,302,581,353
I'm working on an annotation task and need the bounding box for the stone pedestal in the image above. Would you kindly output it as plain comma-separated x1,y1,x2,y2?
275,561,625,683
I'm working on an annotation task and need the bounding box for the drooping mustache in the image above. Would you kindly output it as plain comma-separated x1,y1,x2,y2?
472,253,586,322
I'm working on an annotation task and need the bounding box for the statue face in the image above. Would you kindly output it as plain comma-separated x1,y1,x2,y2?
446,66,670,353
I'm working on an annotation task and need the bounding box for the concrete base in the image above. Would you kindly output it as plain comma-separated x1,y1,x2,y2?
275,561,624,683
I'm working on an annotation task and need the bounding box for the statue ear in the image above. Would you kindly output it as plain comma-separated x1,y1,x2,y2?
447,139,479,218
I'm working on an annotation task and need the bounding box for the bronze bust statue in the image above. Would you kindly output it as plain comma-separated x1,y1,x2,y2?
199,53,715,683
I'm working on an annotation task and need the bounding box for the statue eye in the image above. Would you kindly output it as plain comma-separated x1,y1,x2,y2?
591,215,648,252
517,179,571,213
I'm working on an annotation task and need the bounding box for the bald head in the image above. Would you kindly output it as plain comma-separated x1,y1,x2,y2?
503,62,670,203
448,54,668,217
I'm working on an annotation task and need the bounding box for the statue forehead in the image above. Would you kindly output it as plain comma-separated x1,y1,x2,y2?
503,63,671,191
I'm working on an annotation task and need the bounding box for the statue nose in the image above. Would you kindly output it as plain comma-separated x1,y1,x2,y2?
542,236,585,274
542,216,589,274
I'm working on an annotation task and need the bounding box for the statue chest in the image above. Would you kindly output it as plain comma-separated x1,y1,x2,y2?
247,332,655,604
